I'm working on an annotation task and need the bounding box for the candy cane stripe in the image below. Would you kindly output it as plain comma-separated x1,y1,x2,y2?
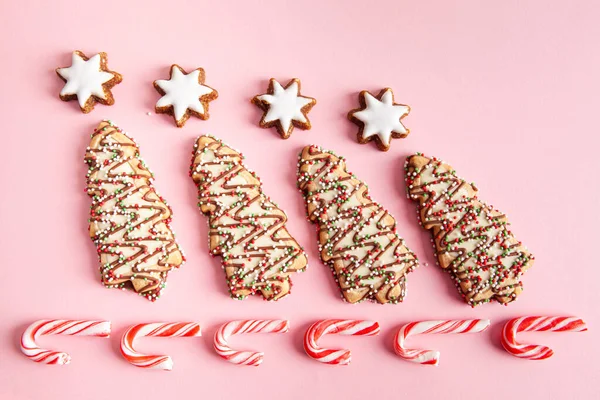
303,319,380,365
120,322,201,370
214,320,289,366
501,316,587,360
394,319,490,366
20,319,111,365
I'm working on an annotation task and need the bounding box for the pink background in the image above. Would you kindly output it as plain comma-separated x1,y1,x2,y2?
1,1,599,398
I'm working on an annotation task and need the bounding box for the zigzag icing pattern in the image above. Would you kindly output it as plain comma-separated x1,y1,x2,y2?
297,145,418,304
190,136,307,300
85,120,184,301
405,154,534,306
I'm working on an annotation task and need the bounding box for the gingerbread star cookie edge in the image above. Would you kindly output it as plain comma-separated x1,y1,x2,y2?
348,88,411,151
55,51,123,114
251,78,317,139
153,64,218,128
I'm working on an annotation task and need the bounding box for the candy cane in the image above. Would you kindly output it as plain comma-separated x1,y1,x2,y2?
20,319,111,365
394,319,490,366
304,319,380,365
120,322,201,370
214,320,289,366
501,316,587,360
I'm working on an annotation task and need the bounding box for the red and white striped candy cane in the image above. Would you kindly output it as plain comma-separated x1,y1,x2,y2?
304,319,380,365
20,319,111,365
394,319,490,366
214,320,289,366
120,322,201,370
501,316,587,360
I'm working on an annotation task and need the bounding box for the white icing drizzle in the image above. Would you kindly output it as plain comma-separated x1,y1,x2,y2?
351,89,409,146
56,52,115,108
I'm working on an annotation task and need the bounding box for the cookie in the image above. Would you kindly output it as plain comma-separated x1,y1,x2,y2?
348,88,410,151
153,64,218,127
405,154,534,306
251,78,316,139
85,120,185,301
190,136,307,300
297,145,418,304
56,51,122,113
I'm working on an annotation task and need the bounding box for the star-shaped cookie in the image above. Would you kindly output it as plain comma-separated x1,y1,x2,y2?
252,78,316,139
348,88,410,151
153,65,218,127
56,51,122,113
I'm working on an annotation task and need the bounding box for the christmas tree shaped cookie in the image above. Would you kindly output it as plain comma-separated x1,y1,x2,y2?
405,154,534,306
297,145,418,304
85,121,185,301
190,136,307,300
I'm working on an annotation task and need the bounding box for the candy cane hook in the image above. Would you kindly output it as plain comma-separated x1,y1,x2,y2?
120,322,201,370
394,319,490,366
501,316,587,360
304,319,380,365
20,319,111,365
214,320,289,366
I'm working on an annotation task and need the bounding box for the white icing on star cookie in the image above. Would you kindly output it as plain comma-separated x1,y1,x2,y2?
153,65,218,127
252,78,316,139
348,88,410,151
56,51,122,113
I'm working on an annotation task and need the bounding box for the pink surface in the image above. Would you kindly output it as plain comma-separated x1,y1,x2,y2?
1,0,599,398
